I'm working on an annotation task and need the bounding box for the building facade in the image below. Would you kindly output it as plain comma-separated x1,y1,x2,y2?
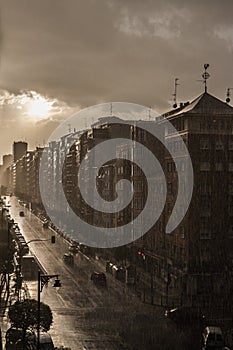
163,92,233,305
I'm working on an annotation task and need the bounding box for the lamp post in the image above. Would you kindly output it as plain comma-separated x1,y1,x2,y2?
37,271,61,350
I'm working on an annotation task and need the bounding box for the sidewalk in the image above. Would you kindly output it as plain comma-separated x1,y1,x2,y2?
93,253,182,309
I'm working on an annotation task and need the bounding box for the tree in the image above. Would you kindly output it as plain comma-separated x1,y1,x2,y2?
8,298,53,334
0,239,15,273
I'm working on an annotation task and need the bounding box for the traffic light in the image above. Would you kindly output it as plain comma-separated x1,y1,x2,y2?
51,235,56,244
137,250,145,258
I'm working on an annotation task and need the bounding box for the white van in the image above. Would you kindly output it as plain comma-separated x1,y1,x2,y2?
35,332,54,350
202,326,224,349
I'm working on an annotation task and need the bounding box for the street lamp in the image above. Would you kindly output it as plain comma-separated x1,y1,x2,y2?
37,271,61,350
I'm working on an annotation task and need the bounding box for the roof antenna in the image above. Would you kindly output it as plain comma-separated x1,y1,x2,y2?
202,63,210,92
226,88,233,104
172,78,179,108
148,106,152,120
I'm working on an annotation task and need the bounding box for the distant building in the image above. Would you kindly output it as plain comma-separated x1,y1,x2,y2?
13,141,27,163
0,154,13,192
2,154,13,168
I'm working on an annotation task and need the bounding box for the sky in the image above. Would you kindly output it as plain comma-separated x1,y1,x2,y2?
0,0,233,161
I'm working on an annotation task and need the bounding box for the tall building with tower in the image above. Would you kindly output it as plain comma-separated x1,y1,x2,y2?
13,141,28,163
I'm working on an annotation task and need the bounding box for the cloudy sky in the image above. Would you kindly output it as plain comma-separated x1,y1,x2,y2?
0,0,233,161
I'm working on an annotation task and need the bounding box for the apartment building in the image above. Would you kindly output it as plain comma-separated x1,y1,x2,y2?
163,92,233,303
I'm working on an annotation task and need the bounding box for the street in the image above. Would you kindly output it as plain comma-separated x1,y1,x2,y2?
7,197,167,350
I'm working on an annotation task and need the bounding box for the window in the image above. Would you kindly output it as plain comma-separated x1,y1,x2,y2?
159,183,165,194
134,197,143,210
180,226,185,239
228,196,233,216
200,183,211,194
133,164,142,176
134,180,143,192
229,184,233,195
215,162,223,171
180,182,185,193
200,162,211,171
200,218,211,239
135,147,143,158
167,202,172,214
167,183,173,194
229,139,233,150
215,139,224,150
137,128,146,142
200,121,208,131
167,162,175,173
135,215,143,226
200,230,211,240
228,225,233,237
200,138,211,150
179,160,185,172
200,195,211,216
219,120,225,130
179,205,185,216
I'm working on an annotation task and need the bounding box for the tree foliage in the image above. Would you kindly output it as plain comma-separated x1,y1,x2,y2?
8,299,53,332
0,231,15,273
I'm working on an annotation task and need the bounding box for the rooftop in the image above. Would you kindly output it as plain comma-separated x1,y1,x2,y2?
163,92,233,119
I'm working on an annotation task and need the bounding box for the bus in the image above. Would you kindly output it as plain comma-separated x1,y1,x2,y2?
21,254,39,280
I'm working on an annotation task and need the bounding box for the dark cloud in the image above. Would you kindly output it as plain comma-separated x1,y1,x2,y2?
0,0,233,159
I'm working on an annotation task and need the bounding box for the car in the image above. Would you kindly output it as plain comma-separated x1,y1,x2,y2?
42,220,49,228
18,243,29,256
91,272,107,286
69,243,79,254
202,326,225,350
19,210,25,217
34,332,55,350
63,253,74,266
165,306,205,325
78,243,91,255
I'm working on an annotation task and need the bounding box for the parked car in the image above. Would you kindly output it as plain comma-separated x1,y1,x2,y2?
91,272,107,286
63,253,74,266
112,266,126,281
42,220,49,228
78,243,92,255
34,332,55,350
165,306,205,325
202,326,225,350
69,243,79,254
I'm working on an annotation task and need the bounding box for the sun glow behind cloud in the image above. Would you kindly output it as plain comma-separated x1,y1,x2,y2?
27,97,53,117
0,90,71,120
0,89,80,159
